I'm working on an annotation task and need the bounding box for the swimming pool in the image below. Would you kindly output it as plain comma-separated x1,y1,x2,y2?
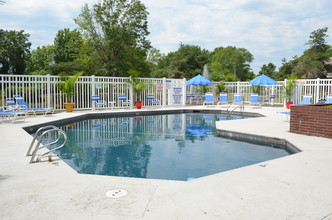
56,112,293,181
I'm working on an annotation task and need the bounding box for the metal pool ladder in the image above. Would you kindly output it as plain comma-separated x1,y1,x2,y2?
26,125,67,163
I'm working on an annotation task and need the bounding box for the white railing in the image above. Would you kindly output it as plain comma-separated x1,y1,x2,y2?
1,74,331,110
187,78,332,106
0,74,187,110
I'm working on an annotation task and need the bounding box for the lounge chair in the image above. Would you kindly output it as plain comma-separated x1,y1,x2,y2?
118,95,131,108
203,92,214,105
92,95,107,110
227,94,244,111
249,93,261,108
13,95,54,116
325,94,332,104
217,93,228,106
298,95,312,105
0,104,27,123
5,98,18,110
147,94,160,106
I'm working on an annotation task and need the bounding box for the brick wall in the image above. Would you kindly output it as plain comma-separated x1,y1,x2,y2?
290,104,332,139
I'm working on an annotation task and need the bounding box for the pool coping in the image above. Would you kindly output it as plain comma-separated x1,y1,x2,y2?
22,108,263,133
217,129,301,153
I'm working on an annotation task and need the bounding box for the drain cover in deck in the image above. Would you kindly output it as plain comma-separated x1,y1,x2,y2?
106,189,128,198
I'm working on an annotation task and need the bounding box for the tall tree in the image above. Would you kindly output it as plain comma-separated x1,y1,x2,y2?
74,0,151,76
0,29,31,74
169,44,210,79
277,57,299,80
27,45,54,75
54,28,83,63
209,46,254,81
259,63,277,78
294,27,331,78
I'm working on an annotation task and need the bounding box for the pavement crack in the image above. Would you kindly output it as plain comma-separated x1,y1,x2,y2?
141,186,158,219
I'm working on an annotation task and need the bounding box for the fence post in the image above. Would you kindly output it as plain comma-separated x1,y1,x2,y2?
129,77,133,109
1,75,4,106
182,78,186,106
91,75,96,110
283,79,287,108
46,74,51,109
316,78,320,103
162,77,167,107
237,81,240,94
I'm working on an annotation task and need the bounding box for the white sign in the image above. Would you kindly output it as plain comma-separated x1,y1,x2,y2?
172,87,182,105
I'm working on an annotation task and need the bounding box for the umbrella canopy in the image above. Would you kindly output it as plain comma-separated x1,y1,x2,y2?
186,125,211,137
248,74,278,85
186,74,213,86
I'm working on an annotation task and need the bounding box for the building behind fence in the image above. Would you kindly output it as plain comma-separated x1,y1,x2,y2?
1,74,332,110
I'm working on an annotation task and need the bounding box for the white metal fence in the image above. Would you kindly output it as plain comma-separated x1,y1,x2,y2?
0,74,187,110
1,74,332,111
187,78,332,106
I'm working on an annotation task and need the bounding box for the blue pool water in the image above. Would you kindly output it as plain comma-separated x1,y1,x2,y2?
57,113,292,181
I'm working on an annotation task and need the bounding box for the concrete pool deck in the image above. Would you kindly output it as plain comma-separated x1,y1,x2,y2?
0,106,331,219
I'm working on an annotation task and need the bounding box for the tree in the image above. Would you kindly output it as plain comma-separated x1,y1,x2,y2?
74,0,151,76
0,29,31,74
169,44,210,79
27,45,54,75
294,27,331,78
306,27,329,52
146,47,162,65
294,49,325,78
54,28,84,63
259,63,277,77
209,46,254,81
276,57,298,80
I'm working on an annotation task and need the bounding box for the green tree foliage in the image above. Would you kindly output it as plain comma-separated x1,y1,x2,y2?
294,27,331,78
170,44,210,79
74,0,151,76
27,45,54,75
0,29,31,74
48,60,85,75
209,46,254,81
276,57,299,80
152,44,209,79
279,27,331,79
146,47,162,64
259,63,277,78
54,28,84,63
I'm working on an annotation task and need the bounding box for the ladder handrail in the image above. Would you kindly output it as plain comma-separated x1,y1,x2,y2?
27,125,58,156
27,126,67,163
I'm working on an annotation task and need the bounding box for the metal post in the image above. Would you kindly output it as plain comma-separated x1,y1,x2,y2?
316,78,320,103
47,74,51,109
283,79,287,108
129,77,133,109
182,78,186,106
162,77,167,107
237,81,240,94
91,75,96,111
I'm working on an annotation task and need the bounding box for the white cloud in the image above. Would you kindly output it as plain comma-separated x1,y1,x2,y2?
142,0,332,73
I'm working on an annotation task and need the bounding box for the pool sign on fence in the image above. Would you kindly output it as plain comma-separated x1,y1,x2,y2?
172,87,183,105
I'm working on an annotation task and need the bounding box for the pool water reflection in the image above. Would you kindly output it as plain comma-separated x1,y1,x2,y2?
57,113,292,181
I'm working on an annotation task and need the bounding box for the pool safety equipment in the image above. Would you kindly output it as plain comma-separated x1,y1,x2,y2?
26,125,67,163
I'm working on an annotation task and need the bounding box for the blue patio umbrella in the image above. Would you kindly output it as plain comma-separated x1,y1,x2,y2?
248,74,278,85
186,74,213,86
186,125,211,137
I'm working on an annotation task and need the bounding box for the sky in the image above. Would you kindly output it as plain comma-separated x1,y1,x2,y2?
0,0,332,74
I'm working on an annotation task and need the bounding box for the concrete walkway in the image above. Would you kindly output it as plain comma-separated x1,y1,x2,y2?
0,106,331,220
